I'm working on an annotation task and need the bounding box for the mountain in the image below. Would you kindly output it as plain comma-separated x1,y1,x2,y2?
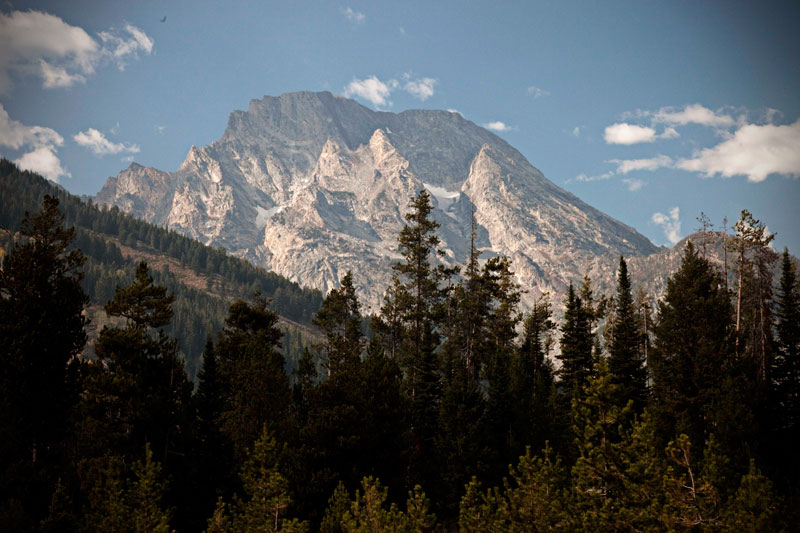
0,160,322,378
97,91,660,310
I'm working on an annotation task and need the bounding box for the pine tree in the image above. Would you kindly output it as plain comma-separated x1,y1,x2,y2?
228,427,306,533
774,248,800,430
215,294,290,463
569,359,631,530
608,256,648,414
313,271,363,378
512,293,559,457
557,283,593,400
379,189,454,488
0,196,88,517
729,210,777,372
89,261,193,465
649,241,737,461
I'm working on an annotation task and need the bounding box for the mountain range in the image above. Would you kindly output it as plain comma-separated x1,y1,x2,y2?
96,91,665,311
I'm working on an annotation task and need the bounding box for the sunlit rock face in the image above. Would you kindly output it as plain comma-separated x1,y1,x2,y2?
96,91,659,311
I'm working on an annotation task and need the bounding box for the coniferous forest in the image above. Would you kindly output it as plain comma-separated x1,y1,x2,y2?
2,161,799,531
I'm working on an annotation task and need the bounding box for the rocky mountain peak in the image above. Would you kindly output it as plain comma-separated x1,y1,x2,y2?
96,91,660,310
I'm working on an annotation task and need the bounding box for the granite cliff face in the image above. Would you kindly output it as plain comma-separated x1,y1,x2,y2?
96,91,660,311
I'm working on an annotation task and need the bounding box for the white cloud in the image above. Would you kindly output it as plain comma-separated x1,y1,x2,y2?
652,207,682,245
97,24,154,71
0,104,63,149
0,10,153,91
653,103,734,128
527,85,550,98
484,121,514,132
0,103,68,182
574,171,614,183
15,145,70,182
342,7,365,23
155,125,166,135
73,127,139,156
622,178,645,191
610,154,673,174
343,76,396,107
604,123,657,145
660,126,680,139
572,126,582,138
121,155,134,162
404,76,436,101
677,119,800,182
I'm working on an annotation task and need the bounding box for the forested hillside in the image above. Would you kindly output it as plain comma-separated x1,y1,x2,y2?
1,163,798,531
0,160,323,377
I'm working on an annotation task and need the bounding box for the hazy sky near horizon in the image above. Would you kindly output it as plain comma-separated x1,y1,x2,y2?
1,1,798,253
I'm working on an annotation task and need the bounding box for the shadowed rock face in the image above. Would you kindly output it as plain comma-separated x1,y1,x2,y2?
96,91,659,311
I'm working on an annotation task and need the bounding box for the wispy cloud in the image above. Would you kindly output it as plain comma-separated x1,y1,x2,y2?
652,104,734,128
622,178,645,191
342,7,365,24
526,85,550,98
573,171,614,183
155,125,166,135
572,126,582,138
652,207,682,245
0,103,68,181
73,127,139,156
677,119,800,182
610,155,673,174
0,10,153,92
98,24,154,71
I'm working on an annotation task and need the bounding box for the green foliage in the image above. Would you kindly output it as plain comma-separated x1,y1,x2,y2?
607,256,648,413
313,270,363,377
0,195,88,525
650,241,737,459
0,159,323,378
216,295,291,463
227,427,307,533
340,477,436,532
80,444,171,533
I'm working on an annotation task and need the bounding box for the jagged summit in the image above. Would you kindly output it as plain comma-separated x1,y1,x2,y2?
96,91,659,310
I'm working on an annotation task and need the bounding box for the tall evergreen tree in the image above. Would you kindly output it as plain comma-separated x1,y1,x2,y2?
87,261,193,464
215,294,290,463
557,282,594,400
649,242,745,463
774,248,800,431
608,256,648,413
512,293,558,456
0,195,88,525
313,271,363,378
377,189,454,488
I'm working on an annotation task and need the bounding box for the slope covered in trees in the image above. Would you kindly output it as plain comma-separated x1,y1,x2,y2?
0,160,323,376
1,169,798,530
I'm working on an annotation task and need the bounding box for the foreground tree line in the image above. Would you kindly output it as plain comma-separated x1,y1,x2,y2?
1,193,798,531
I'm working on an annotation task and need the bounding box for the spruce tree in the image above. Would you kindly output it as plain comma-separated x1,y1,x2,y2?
608,256,648,414
89,261,193,465
0,196,88,492
512,293,558,456
313,271,363,378
557,283,593,399
774,248,800,430
379,189,453,488
649,242,739,462
215,294,290,463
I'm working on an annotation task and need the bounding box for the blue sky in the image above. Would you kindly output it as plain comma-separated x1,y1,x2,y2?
1,1,798,253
